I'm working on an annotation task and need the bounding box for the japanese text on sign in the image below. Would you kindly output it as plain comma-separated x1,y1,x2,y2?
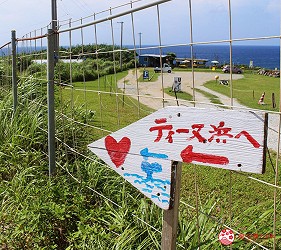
88,107,268,209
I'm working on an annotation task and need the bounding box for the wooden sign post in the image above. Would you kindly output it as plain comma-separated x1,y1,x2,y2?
272,93,276,109
161,161,182,250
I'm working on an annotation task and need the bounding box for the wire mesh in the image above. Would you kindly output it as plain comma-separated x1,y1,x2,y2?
0,0,280,249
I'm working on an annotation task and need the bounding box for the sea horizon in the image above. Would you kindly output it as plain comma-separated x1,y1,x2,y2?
133,44,281,70
1,44,280,70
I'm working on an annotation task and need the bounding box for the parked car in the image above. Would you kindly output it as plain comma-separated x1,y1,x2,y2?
222,65,243,74
154,63,172,73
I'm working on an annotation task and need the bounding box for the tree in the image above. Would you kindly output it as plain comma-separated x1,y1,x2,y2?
166,52,177,68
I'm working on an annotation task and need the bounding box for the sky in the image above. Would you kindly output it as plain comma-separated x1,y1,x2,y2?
0,0,280,47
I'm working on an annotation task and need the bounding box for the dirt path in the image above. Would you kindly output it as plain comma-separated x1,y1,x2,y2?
118,70,279,150
118,70,244,109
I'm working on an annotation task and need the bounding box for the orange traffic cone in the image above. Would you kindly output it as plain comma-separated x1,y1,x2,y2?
258,92,265,105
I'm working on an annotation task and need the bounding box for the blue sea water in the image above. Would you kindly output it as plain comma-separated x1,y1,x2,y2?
139,45,280,70
1,44,280,70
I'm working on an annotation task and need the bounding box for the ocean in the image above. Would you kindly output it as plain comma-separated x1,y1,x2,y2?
1,44,280,70
139,45,280,70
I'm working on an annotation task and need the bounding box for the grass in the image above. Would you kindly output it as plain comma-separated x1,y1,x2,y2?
180,160,281,249
71,69,281,248
163,86,225,106
0,81,226,249
181,154,280,214
173,67,214,73
204,72,280,111
164,87,193,101
194,88,224,106
61,71,153,139
1,68,281,249
138,68,158,82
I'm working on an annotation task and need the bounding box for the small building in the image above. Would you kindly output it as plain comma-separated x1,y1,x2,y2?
32,59,84,64
175,58,208,68
138,54,168,67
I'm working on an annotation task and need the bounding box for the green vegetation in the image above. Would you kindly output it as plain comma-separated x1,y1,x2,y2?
20,44,136,83
204,72,280,111
163,87,224,106
164,87,193,101
0,51,280,249
61,71,153,134
0,77,279,248
0,79,160,249
173,67,213,73
194,88,224,106
160,68,279,110
138,68,158,82
55,58,135,83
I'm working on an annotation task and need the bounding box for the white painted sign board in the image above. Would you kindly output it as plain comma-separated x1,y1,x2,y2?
172,77,181,92
88,107,268,210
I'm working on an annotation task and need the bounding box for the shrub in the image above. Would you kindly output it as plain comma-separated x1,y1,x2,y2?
27,62,46,75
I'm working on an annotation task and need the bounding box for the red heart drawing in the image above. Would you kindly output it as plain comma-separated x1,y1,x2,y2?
105,135,131,168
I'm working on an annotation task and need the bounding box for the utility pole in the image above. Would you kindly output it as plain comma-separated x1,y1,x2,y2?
138,32,142,56
51,0,59,63
117,21,124,71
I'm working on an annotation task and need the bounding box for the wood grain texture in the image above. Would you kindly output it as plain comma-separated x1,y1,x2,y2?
88,106,268,209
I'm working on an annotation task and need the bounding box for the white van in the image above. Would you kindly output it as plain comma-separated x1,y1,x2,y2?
154,63,172,73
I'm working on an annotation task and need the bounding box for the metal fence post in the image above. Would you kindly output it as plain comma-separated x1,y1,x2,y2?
51,0,59,64
47,29,56,176
11,30,17,112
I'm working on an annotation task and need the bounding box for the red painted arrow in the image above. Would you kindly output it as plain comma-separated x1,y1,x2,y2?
180,145,229,165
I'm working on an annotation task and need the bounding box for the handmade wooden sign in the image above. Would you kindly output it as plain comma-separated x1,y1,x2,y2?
88,107,268,210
